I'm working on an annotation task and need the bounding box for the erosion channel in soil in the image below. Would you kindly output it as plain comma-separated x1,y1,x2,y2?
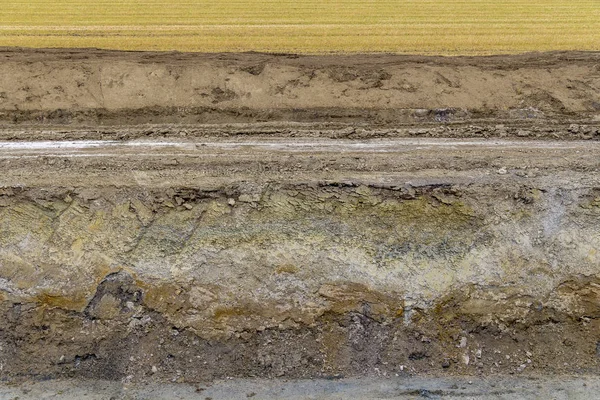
0,49,598,385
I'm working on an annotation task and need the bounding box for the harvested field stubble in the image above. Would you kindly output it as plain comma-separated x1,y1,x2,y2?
0,0,599,53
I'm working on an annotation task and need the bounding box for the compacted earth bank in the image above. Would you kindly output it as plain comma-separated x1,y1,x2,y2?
0,48,599,397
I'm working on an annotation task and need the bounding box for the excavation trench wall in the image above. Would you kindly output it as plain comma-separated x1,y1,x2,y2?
0,49,599,382
0,49,599,127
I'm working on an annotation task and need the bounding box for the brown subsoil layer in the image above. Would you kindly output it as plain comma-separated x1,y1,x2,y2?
0,48,598,134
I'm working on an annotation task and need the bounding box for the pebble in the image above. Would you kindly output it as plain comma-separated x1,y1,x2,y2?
568,124,580,133
497,167,508,175
413,109,430,117
227,198,236,206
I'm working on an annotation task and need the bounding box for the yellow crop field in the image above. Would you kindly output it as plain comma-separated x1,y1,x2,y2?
0,0,598,54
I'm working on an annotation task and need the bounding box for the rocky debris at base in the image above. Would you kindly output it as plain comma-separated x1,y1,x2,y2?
2,376,600,400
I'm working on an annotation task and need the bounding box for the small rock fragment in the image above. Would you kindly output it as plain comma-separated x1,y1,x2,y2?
568,124,580,133
239,194,261,203
227,198,236,206
131,199,154,226
497,167,508,175
413,109,430,118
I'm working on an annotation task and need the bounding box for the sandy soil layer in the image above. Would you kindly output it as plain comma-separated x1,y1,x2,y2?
0,49,599,131
2,376,599,399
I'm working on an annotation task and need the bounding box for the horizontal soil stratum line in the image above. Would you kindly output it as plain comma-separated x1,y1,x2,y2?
0,49,599,390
